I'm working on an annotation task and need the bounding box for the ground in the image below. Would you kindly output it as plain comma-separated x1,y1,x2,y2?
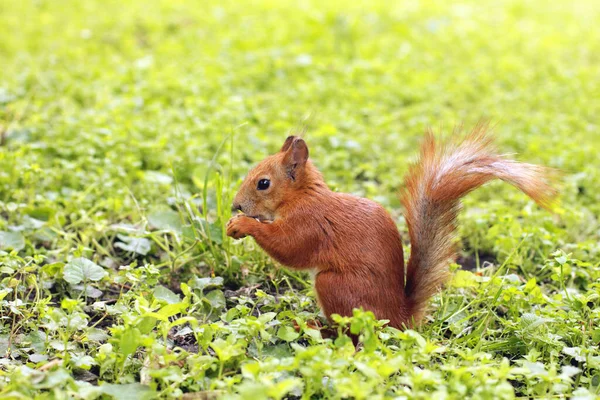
1,0,600,398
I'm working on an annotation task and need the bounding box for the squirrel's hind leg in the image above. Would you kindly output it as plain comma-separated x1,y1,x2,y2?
314,270,407,329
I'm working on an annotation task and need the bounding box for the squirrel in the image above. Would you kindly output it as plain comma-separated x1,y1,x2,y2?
226,125,556,329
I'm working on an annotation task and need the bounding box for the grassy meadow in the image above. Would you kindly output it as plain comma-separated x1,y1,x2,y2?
1,0,600,398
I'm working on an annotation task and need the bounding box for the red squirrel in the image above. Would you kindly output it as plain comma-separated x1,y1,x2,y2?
226,126,556,329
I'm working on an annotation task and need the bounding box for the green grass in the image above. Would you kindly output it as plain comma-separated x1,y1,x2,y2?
1,0,600,398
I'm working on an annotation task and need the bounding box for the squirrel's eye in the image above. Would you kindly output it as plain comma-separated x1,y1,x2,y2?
257,179,270,190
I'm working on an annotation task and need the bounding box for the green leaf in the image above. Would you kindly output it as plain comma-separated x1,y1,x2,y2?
157,302,187,319
26,330,47,352
153,285,181,304
257,312,277,324
63,258,107,285
0,289,11,301
277,326,300,342
115,235,151,255
210,337,244,362
42,262,64,278
560,365,582,379
120,327,141,359
37,369,71,389
72,354,96,369
593,329,600,343
138,316,157,334
0,231,25,251
148,209,182,233
520,313,553,331
204,290,225,309
562,346,586,362
29,353,48,363
100,383,155,400
192,276,224,291
87,328,109,342
268,378,303,399
144,170,172,185
450,270,479,288
199,220,223,244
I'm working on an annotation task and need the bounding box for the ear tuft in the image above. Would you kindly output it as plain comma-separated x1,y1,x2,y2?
280,136,297,152
282,138,309,180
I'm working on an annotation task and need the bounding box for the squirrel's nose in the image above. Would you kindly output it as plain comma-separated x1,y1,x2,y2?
231,203,243,213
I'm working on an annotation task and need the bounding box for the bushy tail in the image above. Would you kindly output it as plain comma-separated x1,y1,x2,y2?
401,125,557,322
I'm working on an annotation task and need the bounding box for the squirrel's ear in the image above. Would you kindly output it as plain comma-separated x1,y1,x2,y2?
282,138,309,181
280,136,297,152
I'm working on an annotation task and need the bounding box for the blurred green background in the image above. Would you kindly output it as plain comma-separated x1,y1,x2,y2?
1,0,600,398
3,0,599,208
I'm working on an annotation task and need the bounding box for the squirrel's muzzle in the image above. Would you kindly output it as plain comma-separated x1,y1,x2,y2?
231,203,243,213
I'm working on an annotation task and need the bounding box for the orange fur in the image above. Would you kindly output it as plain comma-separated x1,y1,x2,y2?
227,127,557,329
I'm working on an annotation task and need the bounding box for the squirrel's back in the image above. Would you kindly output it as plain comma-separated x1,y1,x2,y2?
291,189,406,275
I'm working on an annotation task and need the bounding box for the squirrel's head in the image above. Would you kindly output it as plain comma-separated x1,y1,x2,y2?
231,136,313,222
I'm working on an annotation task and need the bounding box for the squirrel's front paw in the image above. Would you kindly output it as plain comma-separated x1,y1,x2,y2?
226,215,255,239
